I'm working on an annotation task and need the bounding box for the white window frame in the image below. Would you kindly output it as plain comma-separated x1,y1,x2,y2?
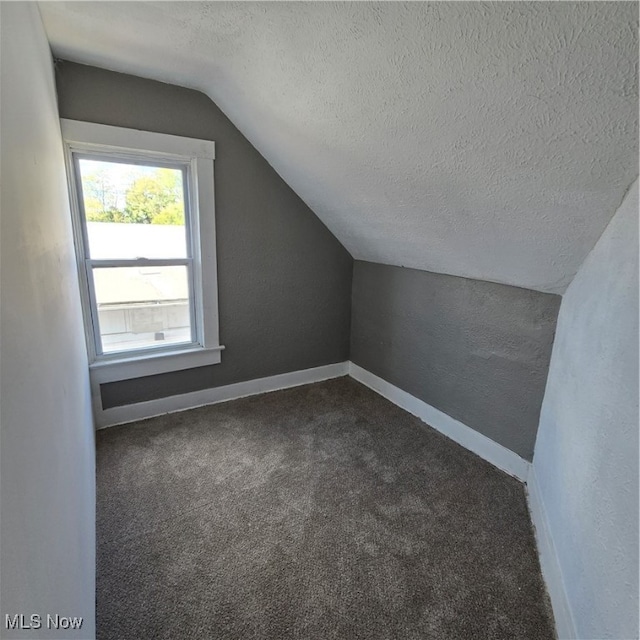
61,119,224,389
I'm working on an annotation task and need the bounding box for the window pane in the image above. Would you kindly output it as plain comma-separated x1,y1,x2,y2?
78,158,188,259
92,266,192,354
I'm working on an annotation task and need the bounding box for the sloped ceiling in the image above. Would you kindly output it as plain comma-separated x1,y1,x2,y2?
40,1,638,293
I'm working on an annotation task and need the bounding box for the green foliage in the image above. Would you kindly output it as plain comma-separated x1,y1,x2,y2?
151,202,184,225
83,167,185,225
82,170,119,211
124,169,184,224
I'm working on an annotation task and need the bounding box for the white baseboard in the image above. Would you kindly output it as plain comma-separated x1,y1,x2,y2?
349,363,571,639
348,362,530,482
527,466,577,640
97,359,527,484
96,357,568,640
95,361,349,428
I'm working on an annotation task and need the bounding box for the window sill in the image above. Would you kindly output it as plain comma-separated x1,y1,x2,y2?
89,345,224,384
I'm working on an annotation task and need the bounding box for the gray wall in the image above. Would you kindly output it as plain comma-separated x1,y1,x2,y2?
0,5,96,637
351,262,561,460
55,62,353,409
533,180,638,639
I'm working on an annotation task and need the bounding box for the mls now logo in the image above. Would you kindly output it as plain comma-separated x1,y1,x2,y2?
6,614,83,630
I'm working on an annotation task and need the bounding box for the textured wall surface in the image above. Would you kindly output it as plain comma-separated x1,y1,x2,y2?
40,1,638,293
0,5,95,637
351,262,561,460
55,62,353,409
533,181,639,639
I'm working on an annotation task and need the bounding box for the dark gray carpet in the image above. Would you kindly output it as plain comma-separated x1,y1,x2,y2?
96,377,555,640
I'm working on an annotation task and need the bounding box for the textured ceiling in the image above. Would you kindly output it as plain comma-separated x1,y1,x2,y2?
40,2,638,293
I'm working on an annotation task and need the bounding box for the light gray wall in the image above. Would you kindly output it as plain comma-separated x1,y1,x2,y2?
350,262,561,460
55,61,353,409
533,180,639,639
0,5,96,638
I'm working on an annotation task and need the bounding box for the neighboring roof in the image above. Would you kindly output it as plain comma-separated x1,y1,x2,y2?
40,2,639,293
88,222,188,304
87,221,187,261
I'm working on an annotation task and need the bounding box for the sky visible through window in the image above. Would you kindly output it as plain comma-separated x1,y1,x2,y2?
80,159,159,211
78,158,185,226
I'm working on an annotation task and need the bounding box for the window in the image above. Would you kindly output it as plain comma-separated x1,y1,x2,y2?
61,120,223,383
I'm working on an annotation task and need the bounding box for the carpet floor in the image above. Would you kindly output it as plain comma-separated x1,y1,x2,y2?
96,376,555,640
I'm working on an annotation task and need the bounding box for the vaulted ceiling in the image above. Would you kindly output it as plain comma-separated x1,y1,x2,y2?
40,1,638,293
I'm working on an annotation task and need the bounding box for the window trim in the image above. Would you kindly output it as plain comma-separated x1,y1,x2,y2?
61,119,223,383
75,154,198,359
